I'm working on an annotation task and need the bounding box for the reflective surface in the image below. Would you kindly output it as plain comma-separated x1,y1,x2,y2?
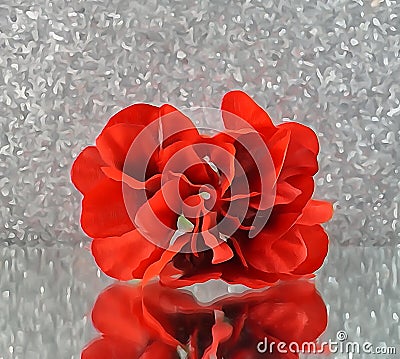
1,245,399,358
82,280,327,358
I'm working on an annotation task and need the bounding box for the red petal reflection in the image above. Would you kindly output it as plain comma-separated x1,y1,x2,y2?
82,280,327,359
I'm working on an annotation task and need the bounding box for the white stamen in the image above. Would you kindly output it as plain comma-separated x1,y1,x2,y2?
177,214,194,232
177,345,188,359
199,191,211,200
203,155,219,173
219,233,229,242
170,214,194,246
169,214,194,246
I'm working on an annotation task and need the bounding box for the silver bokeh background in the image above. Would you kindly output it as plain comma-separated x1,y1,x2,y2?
0,0,399,358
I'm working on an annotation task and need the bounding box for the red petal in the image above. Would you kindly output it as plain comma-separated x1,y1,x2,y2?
202,213,234,264
82,336,141,359
277,122,319,179
210,238,234,265
226,130,276,210
229,237,248,268
298,199,334,225
221,265,280,288
101,166,147,189
143,281,207,315
141,239,189,348
278,122,319,154
81,178,134,238
158,104,199,146
91,285,149,346
202,310,233,358
269,229,308,273
221,91,275,131
159,255,279,289
207,141,236,195
139,342,178,359
245,227,307,274
135,176,196,245
266,176,315,237
134,187,177,246
246,281,327,344
96,123,145,170
159,141,215,185
71,146,107,195
159,262,223,288
274,181,302,205
104,103,160,130
292,225,329,275
92,230,161,281
266,128,291,180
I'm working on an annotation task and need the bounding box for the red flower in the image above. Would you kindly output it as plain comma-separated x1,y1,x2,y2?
72,91,333,287
82,280,327,359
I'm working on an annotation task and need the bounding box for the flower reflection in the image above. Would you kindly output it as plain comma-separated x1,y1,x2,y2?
82,280,327,359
